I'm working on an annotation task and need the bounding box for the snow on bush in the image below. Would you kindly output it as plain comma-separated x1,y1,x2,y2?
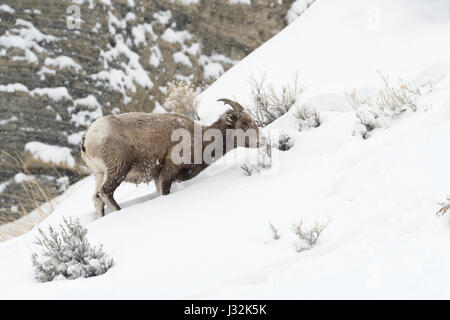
245,72,305,127
346,90,381,138
292,219,329,252
273,132,294,151
347,71,422,138
163,81,200,120
31,217,113,282
241,137,273,176
293,105,320,131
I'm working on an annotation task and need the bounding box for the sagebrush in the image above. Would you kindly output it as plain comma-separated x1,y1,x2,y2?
274,133,294,151
31,217,113,282
163,81,200,120
292,219,330,252
436,197,450,216
245,72,305,127
347,71,423,138
241,137,273,176
293,105,320,131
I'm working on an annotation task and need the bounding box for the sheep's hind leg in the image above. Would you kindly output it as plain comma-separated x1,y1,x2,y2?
98,165,130,213
155,177,162,196
93,172,105,218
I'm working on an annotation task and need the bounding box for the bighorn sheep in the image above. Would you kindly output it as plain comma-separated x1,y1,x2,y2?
81,98,263,218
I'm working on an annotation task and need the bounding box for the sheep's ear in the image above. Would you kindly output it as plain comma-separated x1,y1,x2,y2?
222,110,237,125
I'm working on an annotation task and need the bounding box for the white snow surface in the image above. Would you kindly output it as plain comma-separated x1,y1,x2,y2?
0,5,15,14
1,0,450,299
44,56,82,72
24,142,76,168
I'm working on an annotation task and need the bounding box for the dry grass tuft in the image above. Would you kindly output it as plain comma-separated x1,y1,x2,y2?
163,81,200,120
0,149,59,241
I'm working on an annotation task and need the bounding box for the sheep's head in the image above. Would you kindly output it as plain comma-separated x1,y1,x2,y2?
218,98,265,148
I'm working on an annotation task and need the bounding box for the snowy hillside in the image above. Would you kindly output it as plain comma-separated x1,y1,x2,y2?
1,0,450,299
0,0,295,224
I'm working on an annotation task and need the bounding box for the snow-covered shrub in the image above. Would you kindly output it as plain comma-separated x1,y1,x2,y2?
241,137,273,175
346,90,381,138
31,217,113,282
347,71,422,138
376,71,420,115
256,137,273,170
269,222,280,240
292,219,329,252
436,196,450,216
293,105,320,131
274,133,294,151
245,72,305,127
163,81,200,121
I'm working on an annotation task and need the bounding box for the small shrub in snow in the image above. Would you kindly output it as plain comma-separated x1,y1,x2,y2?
274,133,294,151
346,90,381,138
240,162,254,176
245,72,305,127
31,217,113,282
163,81,200,121
347,71,422,138
269,222,280,240
436,196,450,216
241,137,273,175
292,219,329,252
293,105,320,131
257,137,273,170
376,71,420,115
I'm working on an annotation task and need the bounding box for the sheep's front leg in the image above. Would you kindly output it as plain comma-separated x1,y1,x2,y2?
156,166,174,196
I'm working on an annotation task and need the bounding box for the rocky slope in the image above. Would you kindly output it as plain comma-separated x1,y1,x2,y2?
0,0,305,223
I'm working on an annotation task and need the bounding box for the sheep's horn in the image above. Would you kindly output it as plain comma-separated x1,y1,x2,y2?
218,98,244,113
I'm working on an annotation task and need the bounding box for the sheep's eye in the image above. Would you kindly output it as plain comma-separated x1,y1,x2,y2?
241,122,249,127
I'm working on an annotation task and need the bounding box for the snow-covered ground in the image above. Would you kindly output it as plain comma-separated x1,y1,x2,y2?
1,0,450,299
